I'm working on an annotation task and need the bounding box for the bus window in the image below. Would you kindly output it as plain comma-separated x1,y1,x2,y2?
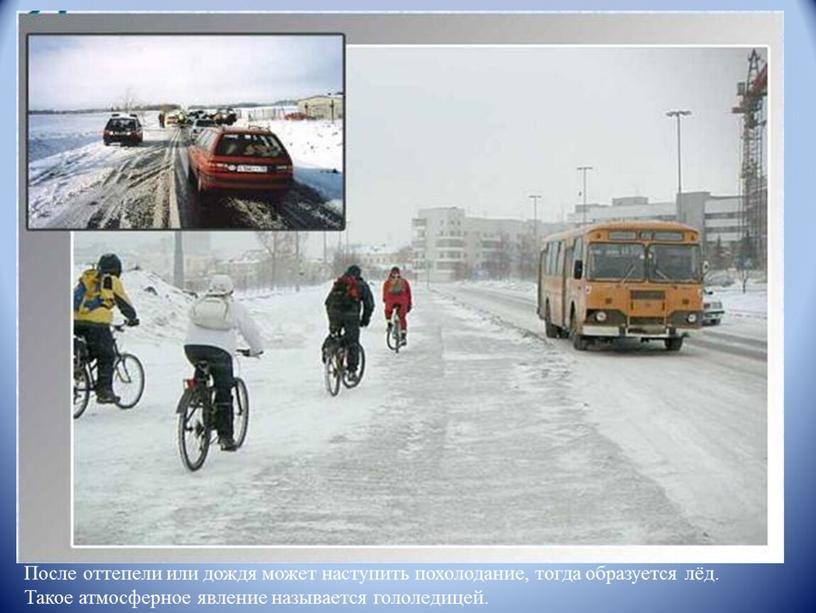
587,243,645,280
555,242,564,276
648,243,701,282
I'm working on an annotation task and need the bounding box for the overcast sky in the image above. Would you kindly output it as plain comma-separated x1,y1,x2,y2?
29,35,343,109
345,45,765,248
72,45,766,261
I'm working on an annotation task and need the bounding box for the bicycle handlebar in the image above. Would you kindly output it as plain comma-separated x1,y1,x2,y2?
237,348,262,358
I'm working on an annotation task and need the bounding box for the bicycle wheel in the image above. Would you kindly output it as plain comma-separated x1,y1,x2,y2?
342,343,366,388
73,363,91,419
324,349,342,396
386,316,401,353
113,353,145,409
177,389,210,471
233,378,250,448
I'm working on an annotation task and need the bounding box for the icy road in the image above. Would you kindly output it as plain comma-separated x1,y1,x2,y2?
74,279,767,547
28,114,344,230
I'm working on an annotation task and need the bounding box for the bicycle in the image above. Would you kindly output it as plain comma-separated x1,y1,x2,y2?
73,323,145,419
386,305,403,353
176,349,251,472
322,330,366,396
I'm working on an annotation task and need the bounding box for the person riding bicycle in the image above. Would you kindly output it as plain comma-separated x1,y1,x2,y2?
382,266,413,346
73,253,139,404
323,264,374,383
184,274,263,452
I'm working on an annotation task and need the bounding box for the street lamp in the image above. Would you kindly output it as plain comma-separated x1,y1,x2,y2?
577,166,593,225
665,109,692,195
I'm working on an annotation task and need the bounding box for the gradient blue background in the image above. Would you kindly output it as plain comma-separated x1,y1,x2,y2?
3,0,811,611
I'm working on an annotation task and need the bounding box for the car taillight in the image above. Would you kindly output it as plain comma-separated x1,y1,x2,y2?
184,378,196,389
104,130,111,135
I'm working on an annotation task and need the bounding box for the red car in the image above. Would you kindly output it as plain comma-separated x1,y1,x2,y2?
187,127,293,198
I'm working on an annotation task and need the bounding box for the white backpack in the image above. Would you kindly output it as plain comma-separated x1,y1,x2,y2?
190,295,233,331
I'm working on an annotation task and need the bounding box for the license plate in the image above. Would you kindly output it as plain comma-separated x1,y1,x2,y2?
237,164,267,173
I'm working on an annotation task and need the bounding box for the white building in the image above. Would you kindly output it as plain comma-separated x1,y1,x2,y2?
297,95,344,120
566,196,676,224
412,207,568,281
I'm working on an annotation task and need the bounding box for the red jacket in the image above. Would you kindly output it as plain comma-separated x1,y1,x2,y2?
382,276,412,310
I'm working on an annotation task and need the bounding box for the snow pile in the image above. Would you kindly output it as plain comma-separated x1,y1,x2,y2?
715,282,767,320
236,116,343,212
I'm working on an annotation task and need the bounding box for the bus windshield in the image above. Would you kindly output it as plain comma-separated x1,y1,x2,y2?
587,243,645,281
647,244,701,283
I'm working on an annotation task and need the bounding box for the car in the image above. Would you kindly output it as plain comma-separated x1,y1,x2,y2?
702,289,725,325
189,117,217,139
187,126,294,198
214,108,238,125
103,114,143,146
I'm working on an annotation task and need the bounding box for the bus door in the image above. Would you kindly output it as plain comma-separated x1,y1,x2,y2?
561,241,574,327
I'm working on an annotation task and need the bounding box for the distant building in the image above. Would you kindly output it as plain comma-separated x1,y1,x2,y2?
567,192,744,263
566,197,676,225
677,191,742,258
297,95,343,120
412,207,569,282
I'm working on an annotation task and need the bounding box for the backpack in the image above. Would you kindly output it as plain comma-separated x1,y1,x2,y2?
388,277,406,295
190,295,233,331
326,275,361,312
73,269,114,314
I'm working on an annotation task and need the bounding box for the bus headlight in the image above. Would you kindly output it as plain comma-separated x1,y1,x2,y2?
687,313,697,323
595,311,607,322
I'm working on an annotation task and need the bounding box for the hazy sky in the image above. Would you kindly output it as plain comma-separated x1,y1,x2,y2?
345,45,765,248
29,35,343,109
72,45,765,260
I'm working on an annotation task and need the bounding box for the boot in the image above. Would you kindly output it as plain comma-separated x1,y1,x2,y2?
400,331,407,347
96,387,119,404
218,434,238,452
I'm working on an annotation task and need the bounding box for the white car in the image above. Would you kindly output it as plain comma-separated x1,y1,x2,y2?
702,289,725,325
189,118,216,139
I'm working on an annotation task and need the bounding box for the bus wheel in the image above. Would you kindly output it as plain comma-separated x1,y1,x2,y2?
570,312,588,351
665,337,684,352
544,304,558,339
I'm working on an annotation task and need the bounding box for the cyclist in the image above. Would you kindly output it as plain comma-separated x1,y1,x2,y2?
382,266,413,346
323,264,374,383
73,253,139,404
184,274,263,452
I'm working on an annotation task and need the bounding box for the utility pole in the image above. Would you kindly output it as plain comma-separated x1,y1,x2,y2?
577,166,593,225
173,232,184,289
528,194,541,246
294,232,300,293
665,109,692,195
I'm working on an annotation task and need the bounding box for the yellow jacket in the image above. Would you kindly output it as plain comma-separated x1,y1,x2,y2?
73,269,137,325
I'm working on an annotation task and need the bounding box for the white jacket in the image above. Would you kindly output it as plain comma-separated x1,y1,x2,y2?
184,299,264,356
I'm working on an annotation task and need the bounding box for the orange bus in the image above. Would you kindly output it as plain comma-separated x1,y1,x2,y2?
537,220,704,351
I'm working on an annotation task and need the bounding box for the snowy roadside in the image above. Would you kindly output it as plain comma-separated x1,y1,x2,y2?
235,117,343,215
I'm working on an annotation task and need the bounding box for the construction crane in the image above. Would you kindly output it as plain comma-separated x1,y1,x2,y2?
731,49,768,271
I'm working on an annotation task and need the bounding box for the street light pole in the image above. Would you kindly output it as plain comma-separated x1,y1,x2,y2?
666,109,692,195
577,166,593,225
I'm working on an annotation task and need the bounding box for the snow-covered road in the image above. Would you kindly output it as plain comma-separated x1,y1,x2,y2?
28,113,343,230
74,279,767,546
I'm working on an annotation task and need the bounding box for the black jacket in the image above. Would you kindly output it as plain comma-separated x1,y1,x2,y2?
325,274,375,323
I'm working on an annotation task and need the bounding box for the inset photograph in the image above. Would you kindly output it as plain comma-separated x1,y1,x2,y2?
26,34,344,230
